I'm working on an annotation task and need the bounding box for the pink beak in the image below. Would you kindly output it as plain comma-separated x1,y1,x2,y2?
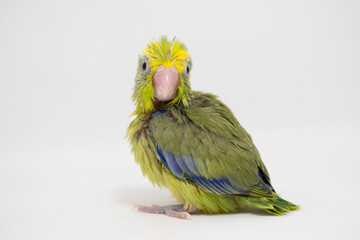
152,65,180,101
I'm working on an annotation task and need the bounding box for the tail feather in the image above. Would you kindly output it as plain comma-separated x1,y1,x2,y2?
239,193,300,216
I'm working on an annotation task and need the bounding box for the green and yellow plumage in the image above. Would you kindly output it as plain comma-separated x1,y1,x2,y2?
127,36,299,215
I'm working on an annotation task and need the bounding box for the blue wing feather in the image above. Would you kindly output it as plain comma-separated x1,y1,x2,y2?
156,147,249,195
155,147,168,168
183,155,200,174
162,151,183,179
174,155,192,174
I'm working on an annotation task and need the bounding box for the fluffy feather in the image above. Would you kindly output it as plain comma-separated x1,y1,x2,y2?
127,37,299,215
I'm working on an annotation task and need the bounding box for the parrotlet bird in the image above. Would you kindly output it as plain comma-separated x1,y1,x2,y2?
127,36,299,219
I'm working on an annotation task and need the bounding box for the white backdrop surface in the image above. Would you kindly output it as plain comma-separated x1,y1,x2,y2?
1,0,359,239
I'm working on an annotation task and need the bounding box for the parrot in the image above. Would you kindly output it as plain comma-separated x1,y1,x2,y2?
126,36,299,219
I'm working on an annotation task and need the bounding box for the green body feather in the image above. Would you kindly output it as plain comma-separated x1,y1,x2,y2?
127,91,299,215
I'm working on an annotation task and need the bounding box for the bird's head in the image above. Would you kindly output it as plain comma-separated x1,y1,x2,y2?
132,36,192,113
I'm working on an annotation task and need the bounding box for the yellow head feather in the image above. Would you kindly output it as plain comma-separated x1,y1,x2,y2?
144,36,190,73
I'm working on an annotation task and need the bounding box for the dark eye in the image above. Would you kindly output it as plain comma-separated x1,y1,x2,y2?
142,62,147,71
186,65,190,74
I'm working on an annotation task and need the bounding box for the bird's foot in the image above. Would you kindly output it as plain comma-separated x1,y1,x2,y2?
133,204,197,220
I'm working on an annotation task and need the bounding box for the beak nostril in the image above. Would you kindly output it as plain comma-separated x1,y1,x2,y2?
170,66,178,74
157,65,165,72
155,65,178,74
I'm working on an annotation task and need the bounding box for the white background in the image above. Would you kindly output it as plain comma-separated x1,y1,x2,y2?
1,0,359,239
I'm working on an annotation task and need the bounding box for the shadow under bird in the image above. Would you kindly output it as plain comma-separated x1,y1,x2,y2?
126,36,299,219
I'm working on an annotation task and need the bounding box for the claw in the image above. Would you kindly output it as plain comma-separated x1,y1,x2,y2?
133,204,196,220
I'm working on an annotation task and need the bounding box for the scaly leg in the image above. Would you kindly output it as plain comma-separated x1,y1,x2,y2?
133,204,197,220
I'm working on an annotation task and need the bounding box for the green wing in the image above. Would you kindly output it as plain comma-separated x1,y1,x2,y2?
150,92,274,198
